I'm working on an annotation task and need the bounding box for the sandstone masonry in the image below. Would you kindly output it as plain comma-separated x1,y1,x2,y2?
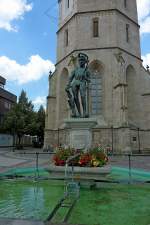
44,0,150,153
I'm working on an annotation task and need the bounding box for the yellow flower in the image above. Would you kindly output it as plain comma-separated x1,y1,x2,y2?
92,160,100,167
91,155,96,161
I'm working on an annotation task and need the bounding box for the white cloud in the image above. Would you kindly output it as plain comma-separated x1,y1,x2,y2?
142,53,150,68
0,55,55,84
33,96,46,109
140,17,150,35
137,0,150,35
0,0,32,31
137,0,150,21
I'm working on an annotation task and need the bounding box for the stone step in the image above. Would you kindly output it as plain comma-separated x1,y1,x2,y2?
0,219,85,225
0,219,44,225
46,223,84,225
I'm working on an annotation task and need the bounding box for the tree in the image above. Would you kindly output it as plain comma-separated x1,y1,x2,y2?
36,105,45,144
3,90,46,149
3,90,35,148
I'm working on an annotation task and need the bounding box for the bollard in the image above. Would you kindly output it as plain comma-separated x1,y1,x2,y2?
128,154,132,183
36,152,39,178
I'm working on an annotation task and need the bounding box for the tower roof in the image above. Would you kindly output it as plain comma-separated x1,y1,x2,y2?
0,75,6,86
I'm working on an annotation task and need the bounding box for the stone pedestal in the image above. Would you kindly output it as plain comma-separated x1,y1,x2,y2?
48,165,111,180
64,118,97,149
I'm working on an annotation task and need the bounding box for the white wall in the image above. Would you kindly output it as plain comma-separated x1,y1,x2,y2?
0,134,13,147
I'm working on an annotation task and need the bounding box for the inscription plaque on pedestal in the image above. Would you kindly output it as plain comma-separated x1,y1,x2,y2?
70,130,92,149
64,118,97,150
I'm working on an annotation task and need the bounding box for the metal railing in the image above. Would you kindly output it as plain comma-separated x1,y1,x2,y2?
0,150,150,184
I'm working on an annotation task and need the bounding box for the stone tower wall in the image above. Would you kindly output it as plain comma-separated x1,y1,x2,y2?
44,0,150,152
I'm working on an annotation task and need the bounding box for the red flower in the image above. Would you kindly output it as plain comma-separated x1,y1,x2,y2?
79,153,92,166
52,145,108,167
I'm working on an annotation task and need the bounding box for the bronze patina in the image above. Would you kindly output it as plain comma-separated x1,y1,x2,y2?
66,53,91,118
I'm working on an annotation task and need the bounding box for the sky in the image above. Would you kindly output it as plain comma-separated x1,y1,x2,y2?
0,0,150,110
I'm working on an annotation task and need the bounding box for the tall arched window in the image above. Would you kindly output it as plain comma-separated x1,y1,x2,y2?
59,68,69,123
67,0,70,8
126,24,130,43
126,65,136,125
124,0,127,8
65,29,69,46
65,0,70,9
89,61,104,116
93,18,99,38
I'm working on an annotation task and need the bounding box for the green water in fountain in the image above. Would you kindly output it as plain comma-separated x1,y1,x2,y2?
0,180,64,220
0,179,150,224
0,165,150,223
69,183,150,225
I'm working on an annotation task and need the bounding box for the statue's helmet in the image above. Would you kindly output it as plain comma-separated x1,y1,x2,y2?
78,53,89,64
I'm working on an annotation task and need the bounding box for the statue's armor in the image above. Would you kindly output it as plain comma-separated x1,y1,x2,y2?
70,67,90,86
74,68,88,81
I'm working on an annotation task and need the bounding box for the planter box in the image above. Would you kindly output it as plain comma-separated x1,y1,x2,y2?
47,164,111,182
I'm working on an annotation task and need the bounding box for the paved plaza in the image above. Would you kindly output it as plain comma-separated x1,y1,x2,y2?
0,147,50,174
0,147,150,174
109,155,150,172
0,148,150,173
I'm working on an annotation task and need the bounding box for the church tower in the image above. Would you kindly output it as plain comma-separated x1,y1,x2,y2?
44,0,150,152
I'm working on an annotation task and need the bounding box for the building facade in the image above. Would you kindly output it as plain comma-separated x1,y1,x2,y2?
0,76,17,125
44,0,150,152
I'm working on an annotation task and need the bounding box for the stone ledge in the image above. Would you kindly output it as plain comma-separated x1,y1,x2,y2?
64,118,97,129
47,165,111,180
48,165,111,174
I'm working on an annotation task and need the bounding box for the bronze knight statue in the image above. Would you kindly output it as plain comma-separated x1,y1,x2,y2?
65,53,91,118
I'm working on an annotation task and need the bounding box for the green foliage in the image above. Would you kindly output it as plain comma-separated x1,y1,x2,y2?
36,105,45,142
2,90,45,147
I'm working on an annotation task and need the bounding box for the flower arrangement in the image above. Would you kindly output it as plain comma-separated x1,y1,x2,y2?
78,153,92,167
53,147,74,166
53,144,108,167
